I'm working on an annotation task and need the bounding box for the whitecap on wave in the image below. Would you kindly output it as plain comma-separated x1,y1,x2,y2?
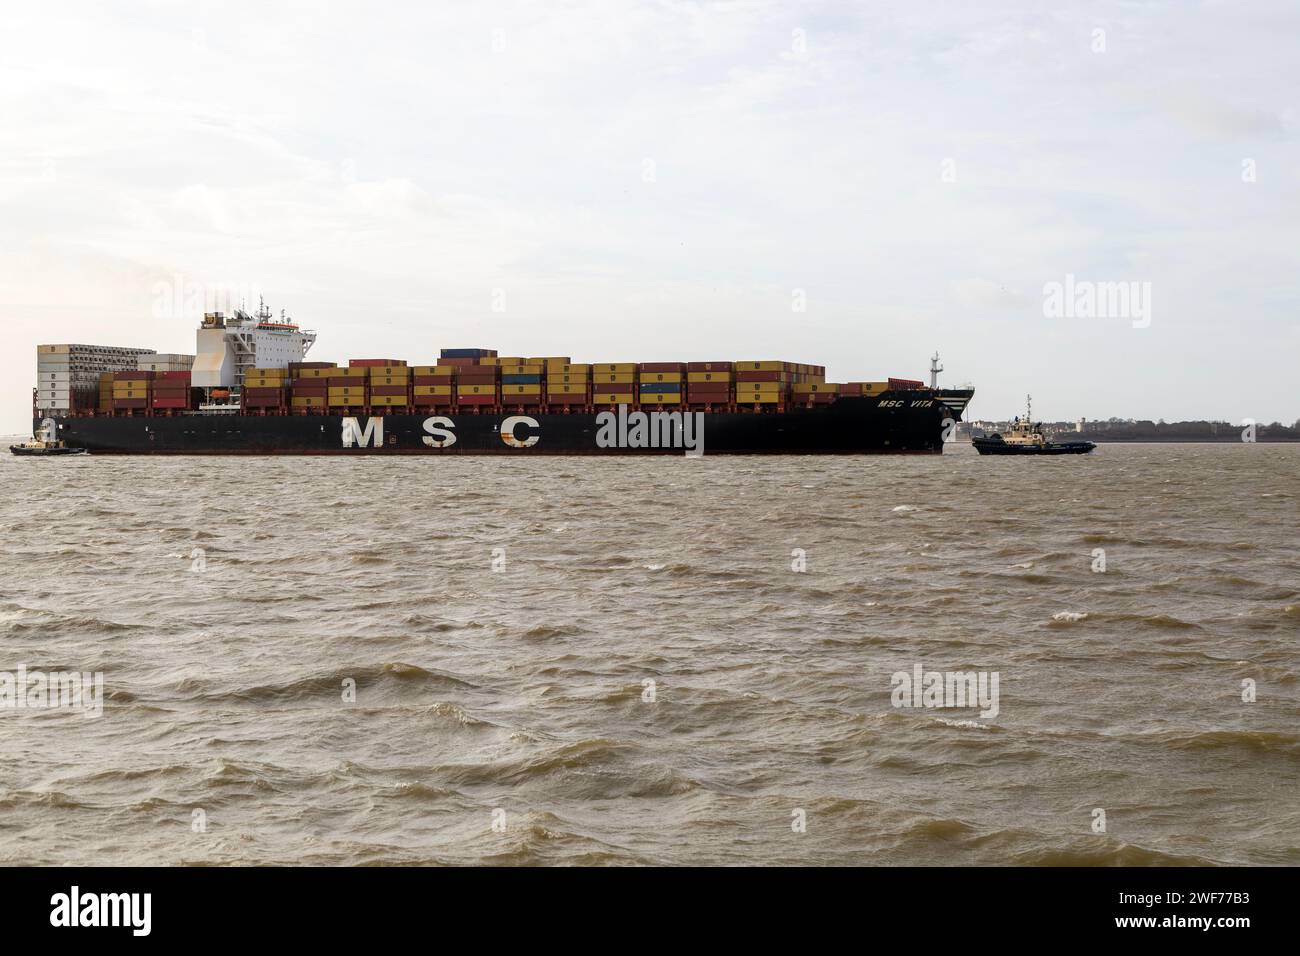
1052,611,1088,623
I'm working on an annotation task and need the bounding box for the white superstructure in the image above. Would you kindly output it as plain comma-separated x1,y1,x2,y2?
191,300,316,392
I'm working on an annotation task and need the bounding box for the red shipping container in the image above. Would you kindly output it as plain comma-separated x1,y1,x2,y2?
596,383,635,393
111,399,148,408
113,370,155,380
638,362,686,373
839,384,864,395
244,396,283,408
687,388,731,399
414,375,454,386
888,378,924,390
327,376,370,386
456,393,496,405
370,385,409,396
440,357,479,367
735,370,788,382
158,370,192,380
244,387,285,398
290,362,337,371
687,362,734,372
456,372,499,384
291,387,328,397
349,359,407,368
151,398,189,409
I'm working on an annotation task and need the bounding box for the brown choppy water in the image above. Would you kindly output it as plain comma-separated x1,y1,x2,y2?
0,442,1296,866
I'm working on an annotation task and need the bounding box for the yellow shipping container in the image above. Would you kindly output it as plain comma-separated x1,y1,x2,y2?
502,384,543,396
532,356,570,364
477,357,500,366
597,372,635,384
737,381,784,392
500,364,544,375
849,381,890,395
640,393,682,404
370,395,408,407
328,387,367,397
688,371,733,383
545,362,590,374
593,392,634,404
640,371,682,383
291,397,327,407
494,357,527,366
413,365,454,376
295,368,335,379
547,386,588,396
457,384,496,396
413,385,453,397
593,363,636,374
736,361,790,372
327,396,361,406
250,367,288,377
370,377,409,389
548,373,590,384
793,382,839,393
739,394,782,404
332,367,369,379
368,366,410,379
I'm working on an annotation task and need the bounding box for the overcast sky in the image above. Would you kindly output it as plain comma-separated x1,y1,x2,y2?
2,0,1297,432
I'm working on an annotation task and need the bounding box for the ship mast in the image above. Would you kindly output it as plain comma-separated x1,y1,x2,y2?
929,352,943,389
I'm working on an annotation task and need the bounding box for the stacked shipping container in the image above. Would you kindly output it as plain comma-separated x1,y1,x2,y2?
289,362,336,411
91,342,902,416
110,370,153,412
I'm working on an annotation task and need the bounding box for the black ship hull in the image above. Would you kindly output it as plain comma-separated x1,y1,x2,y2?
42,392,970,455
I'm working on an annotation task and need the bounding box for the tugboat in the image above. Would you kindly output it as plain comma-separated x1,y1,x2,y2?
10,419,88,457
973,396,1095,456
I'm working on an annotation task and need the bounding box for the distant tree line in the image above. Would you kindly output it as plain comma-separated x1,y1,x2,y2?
1065,419,1300,441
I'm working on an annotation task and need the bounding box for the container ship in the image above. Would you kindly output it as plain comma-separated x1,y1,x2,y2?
30,302,974,455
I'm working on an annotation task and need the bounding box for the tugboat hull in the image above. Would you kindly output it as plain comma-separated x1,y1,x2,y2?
8,447,88,457
973,437,1095,455
9,445,88,457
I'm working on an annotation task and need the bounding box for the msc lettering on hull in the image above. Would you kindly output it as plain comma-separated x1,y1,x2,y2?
343,413,710,453
344,416,543,450
341,417,384,448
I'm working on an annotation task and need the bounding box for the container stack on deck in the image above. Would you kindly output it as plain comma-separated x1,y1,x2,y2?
327,366,369,412
593,363,636,405
152,371,194,412
444,349,499,408
686,363,733,408
243,367,288,411
69,342,912,418
289,362,336,412
361,360,409,410
110,370,153,413
545,360,590,409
